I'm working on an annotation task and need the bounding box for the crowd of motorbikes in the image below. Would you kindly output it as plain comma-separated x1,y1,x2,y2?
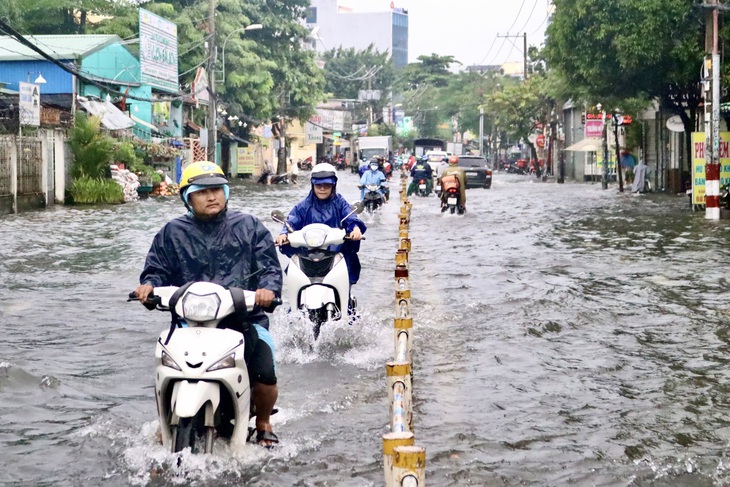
129,152,468,461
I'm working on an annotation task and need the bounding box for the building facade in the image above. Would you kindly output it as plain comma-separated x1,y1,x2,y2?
307,0,409,68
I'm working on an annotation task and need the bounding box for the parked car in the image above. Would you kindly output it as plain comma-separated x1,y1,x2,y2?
458,155,492,189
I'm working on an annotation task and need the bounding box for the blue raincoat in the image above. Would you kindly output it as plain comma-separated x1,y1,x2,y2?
279,190,367,284
359,169,388,200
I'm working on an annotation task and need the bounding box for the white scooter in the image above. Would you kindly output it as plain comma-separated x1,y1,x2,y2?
128,283,280,454
272,202,363,339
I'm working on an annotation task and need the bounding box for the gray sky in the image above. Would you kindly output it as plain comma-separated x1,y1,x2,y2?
342,0,550,69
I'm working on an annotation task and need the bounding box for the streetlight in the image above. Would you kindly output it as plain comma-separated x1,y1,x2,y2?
220,24,262,84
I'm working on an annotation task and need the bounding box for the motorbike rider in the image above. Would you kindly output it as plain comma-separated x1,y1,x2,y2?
439,155,467,212
359,159,388,203
134,161,283,448
274,163,366,314
407,155,434,196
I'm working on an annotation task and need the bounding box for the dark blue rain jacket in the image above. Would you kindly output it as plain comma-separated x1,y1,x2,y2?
279,190,367,284
140,209,283,329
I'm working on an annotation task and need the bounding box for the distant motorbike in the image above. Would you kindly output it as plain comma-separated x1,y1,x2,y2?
416,178,430,197
440,174,465,215
297,157,313,171
359,184,386,215
258,171,290,185
128,283,280,454
272,202,364,339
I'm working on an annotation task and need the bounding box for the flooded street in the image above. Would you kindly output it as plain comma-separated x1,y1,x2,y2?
3,170,730,486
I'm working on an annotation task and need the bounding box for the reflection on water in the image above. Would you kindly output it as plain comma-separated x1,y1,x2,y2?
1,174,730,485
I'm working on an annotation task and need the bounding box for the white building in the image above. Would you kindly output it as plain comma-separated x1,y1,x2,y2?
306,0,409,68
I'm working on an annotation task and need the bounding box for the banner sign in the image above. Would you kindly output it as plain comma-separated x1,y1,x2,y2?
237,147,255,175
305,121,323,144
19,82,40,126
139,8,179,93
691,132,730,205
584,119,603,138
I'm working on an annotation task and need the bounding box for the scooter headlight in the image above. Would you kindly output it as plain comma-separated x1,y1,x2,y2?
206,353,236,372
161,351,181,371
181,292,221,322
303,228,328,248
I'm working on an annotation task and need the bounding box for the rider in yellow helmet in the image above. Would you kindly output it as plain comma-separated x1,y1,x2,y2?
135,160,283,447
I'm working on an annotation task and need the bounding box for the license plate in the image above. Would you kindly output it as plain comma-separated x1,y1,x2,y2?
447,197,457,205
465,172,477,176
435,185,441,191
419,184,426,189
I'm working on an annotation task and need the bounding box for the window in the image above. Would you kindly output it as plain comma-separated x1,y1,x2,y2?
306,7,317,24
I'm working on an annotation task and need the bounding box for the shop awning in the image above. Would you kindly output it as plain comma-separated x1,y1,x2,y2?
131,113,158,131
77,96,135,130
564,137,603,152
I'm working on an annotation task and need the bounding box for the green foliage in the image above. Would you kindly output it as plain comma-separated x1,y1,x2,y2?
68,113,115,179
544,0,703,115
69,176,125,205
112,141,140,167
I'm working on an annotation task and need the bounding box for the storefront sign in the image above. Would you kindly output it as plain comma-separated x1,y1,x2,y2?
691,132,730,205
305,121,323,144
585,119,603,138
237,147,255,175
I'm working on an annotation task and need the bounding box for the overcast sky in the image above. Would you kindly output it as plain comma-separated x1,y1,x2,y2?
341,0,550,69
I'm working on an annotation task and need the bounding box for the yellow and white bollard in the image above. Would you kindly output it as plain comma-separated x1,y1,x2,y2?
399,237,411,253
391,446,426,487
395,249,409,268
383,431,415,487
394,317,413,363
386,361,412,433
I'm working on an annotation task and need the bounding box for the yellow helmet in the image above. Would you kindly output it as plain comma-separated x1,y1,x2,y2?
179,161,228,202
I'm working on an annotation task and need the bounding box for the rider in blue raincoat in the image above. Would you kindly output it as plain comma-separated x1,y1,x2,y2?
275,163,367,290
359,160,388,202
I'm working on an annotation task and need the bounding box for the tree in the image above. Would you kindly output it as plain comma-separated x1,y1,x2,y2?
483,76,552,162
544,0,706,168
0,0,126,34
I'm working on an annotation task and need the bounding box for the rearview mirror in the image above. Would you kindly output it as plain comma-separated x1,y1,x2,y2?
350,201,364,215
271,209,286,224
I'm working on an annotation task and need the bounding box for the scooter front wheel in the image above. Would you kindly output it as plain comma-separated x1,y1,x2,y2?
172,412,214,454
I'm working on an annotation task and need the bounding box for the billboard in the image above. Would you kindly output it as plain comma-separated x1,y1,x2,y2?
19,82,40,126
139,8,179,93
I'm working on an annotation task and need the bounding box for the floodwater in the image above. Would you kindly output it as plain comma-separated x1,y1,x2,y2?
2,170,730,486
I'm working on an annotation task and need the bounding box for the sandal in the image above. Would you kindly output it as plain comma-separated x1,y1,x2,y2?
255,429,280,449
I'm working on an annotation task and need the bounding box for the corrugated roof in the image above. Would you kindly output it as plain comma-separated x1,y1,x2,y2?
0,35,122,61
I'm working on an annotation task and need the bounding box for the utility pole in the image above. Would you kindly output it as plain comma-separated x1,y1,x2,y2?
206,0,217,163
599,103,608,190
701,0,723,219
479,107,484,157
613,113,624,192
523,32,528,81
277,88,287,175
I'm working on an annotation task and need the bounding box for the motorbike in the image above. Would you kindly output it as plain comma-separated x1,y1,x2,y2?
297,157,313,171
272,202,364,339
416,178,430,197
359,184,386,215
440,174,465,215
128,283,280,454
